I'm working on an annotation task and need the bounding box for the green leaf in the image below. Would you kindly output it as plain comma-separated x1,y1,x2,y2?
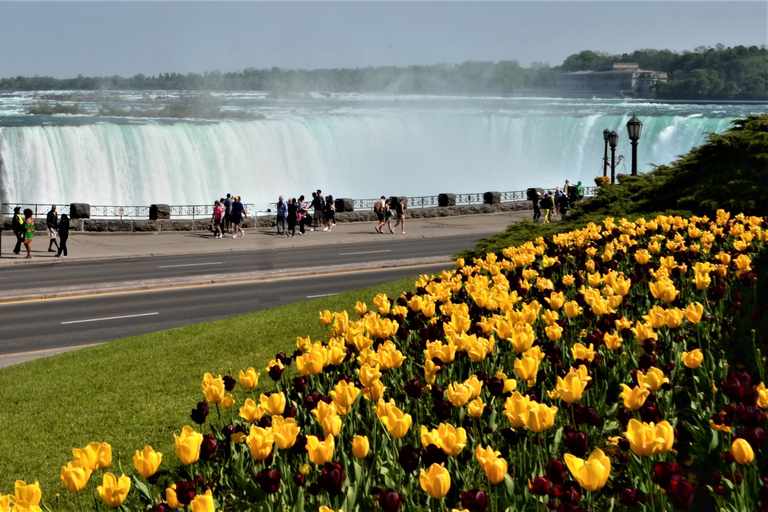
293,487,305,512
130,476,152,502
343,483,357,512
552,426,563,454
708,430,720,454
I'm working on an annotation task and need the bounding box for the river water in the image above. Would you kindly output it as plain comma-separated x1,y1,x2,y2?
0,91,765,210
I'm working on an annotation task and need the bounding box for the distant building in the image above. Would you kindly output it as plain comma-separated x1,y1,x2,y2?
557,63,668,98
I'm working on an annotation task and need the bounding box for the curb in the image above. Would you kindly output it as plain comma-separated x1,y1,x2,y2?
0,256,454,303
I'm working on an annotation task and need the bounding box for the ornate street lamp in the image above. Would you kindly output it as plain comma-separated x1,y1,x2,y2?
608,131,619,184
626,115,643,176
603,129,611,177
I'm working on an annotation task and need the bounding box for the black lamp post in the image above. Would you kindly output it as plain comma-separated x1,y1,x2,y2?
602,129,610,177
608,130,619,184
626,115,643,176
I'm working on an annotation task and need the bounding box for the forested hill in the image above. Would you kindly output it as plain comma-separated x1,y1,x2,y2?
1,44,766,99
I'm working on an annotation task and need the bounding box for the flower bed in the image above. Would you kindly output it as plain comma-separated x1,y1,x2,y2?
5,210,768,512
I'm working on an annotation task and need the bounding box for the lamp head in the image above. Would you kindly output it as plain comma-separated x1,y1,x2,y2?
627,115,643,141
608,131,619,148
603,129,611,141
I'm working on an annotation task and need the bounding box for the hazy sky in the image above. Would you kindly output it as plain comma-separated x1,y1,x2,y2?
1,1,765,78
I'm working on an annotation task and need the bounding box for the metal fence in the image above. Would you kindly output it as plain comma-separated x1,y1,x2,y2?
1,187,596,219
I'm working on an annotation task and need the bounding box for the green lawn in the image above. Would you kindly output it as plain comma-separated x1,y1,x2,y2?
0,277,417,503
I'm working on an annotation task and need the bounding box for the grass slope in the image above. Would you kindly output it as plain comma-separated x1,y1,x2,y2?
0,278,415,498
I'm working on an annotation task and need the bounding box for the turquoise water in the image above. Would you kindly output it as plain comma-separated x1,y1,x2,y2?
0,92,765,208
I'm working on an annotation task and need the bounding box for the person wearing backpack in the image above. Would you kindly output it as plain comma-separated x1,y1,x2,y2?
374,196,386,234
540,192,554,224
12,206,25,255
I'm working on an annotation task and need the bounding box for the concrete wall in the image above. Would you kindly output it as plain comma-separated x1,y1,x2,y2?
0,200,532,233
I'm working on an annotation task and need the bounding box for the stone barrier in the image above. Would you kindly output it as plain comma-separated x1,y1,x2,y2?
149,204,171,220
484,192,501,205
438,193,456,207
70,203,90,219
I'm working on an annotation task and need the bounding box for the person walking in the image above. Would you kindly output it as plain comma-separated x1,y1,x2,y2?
56,214,70,257
223,193,233,234
311,191,324,231
231,196,245,237
47,205,59,252
276,196,288,235
22,208,35,259
287,198,298,237
576,181,584,202
212,200,224,238
374,196,386,234
540,192,554,224
554,187,563,217
392,197,406,234
12,206,25,255
558,191,570,218
323,195,335,232
530,189,541,223
297,195,308,235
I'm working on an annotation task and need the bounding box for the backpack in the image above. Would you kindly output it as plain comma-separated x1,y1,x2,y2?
374,201,382,213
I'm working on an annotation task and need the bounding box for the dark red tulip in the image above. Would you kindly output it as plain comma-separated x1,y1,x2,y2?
528,476,551,496
564,431,588,457
433,399,452,420
501,428,521,447
459,489,488,512
191,401,209,425
285,406,298,418
291,434,307,455
268,363,284,381
276,351,292,366
487,378,505,396
422,444,448,467
318,462,345,496
722,451,735,464
293,473,306,487
398,446,420,473
551,481,580,503
666,476,695,509
174,480,196,505
619,487,639,506
223,375,236,391
255,469,282,494
377,489,405,512
652,462,681,490
546,458,567,484
200,434,218,460
404,379,424,398
304,392,320,410
713,484,725,495
258,416,272,428
293,376,307,393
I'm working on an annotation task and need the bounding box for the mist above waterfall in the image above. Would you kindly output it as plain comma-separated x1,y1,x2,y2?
0,93,763,208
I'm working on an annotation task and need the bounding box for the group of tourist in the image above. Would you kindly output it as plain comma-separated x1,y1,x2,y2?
272,190,337,238
530,180,584,224
11,205,69,259
374,196,406,234
211,193,247,238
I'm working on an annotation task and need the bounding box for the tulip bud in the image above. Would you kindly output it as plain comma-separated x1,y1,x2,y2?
352,436,370,459
732,438,755,464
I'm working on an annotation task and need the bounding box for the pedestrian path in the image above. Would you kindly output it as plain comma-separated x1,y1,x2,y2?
0,211,535,265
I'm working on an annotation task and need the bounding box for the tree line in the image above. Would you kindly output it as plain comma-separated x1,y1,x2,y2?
1,45,766,99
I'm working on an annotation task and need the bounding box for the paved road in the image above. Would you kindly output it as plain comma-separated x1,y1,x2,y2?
0,263,451,367
0,233,483,293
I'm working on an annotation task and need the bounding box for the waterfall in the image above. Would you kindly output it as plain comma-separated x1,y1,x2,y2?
0,106,746,209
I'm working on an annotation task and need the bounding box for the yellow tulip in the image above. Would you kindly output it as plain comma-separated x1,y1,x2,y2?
260,392,286,416
13,481,41,508
246,425,274,460
0,495,12,512
684,302,704,324
693,271,711,290
525,402,558,432
464,375,484,399
381,407,412,438
571,343,595,362
556,372,588,404
238,368,260,389
619,384,650,410
508,322,535,352
649,278,678,303
546,323,563,341
295,351,325,376
221,394,235,410
624,419,674,456
174,426,203,465
239,398,266,423
272,416,300,450
97,473,131,508
636,367,669,392
190,490,216,512
201,373,225,405
166,484,184,509
330,380,360,415
503,392,531,428
496,371,517,393
682,349,704,369
758,383,768,409
363,380,386,402
665,308,684,329
475,445,501,470
545,291,565,310
133,446,162,479
564,301,582,319
437,423,467,456
483,457,508,484
634,249,651,265
419,464,451,499
446,382,473,407
358,363,382,388
564,449,611,492
467,398,485,417
352,435,370,458
61,461,91,493
355,301,368,316
514,355,539,386
632,321,658,342
319,309,333,325
732,438,754,465
305,434,335,465
603,331,622,350
72,442,112,471
312,401,342,437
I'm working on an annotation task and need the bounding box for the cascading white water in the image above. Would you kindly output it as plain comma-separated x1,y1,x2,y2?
0,95,760,209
